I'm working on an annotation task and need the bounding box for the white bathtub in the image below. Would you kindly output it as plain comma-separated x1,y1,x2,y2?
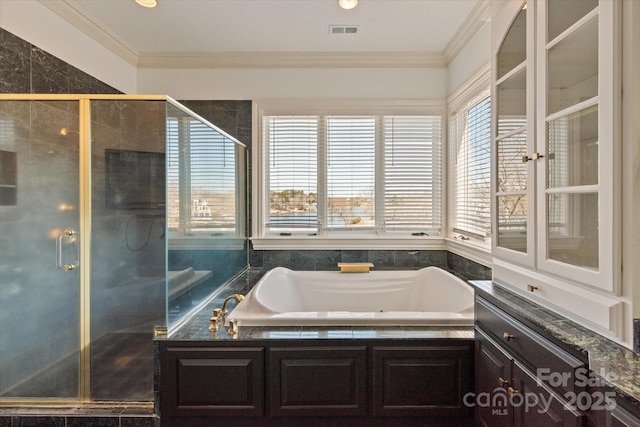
226,266,474,326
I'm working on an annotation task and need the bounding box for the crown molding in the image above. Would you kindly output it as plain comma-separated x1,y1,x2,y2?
38,0,139,66
447,63,490,108
443,0,491,65
40,0,477,70
137,51,447,69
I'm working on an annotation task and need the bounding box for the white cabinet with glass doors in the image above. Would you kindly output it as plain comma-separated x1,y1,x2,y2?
491,0,623,340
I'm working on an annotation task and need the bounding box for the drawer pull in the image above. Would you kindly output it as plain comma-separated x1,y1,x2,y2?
508,387,519,396
498,377,509,387
527,284,538,292
503,332,515,341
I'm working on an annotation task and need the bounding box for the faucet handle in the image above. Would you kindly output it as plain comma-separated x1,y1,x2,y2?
209,308,223,331
227,318,238,336
208,316,219,332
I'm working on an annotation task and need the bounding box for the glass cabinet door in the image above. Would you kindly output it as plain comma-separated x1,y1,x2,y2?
536,0,618,292
493,1,536,265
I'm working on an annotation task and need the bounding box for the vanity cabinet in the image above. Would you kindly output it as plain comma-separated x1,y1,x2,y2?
159,339,474,427
491,0,624,341
475,297,586,426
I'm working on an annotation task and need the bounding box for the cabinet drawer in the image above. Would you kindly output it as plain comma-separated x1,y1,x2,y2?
476,298,584,395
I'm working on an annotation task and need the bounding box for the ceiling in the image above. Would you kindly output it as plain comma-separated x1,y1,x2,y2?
46,0,486,66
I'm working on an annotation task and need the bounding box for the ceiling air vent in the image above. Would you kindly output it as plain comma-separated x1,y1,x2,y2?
330,25,360,35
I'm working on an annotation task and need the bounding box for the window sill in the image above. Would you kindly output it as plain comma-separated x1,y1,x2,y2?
250,236,448,251
250,236,492,267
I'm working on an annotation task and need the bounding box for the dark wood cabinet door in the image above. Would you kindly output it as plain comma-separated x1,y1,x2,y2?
475,328,514,427
607,403,640,427
269,346,368,417
512,362,584,427
162,347,264,418
372,344,473,417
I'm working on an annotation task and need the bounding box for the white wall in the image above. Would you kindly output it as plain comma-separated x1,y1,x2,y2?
0,1,451,101
137,67,448,100
0,0,137,94
447,23,491,97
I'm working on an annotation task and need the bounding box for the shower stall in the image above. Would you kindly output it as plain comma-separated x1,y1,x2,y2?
0,95,247,403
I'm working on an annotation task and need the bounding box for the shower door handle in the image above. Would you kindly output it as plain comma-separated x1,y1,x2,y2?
56,229,78,272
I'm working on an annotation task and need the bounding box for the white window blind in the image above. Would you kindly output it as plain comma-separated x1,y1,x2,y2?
326,117,376,230
495,130,528,235
384,116,442,231
263,114,442,235
547,115,569,235
264,117,318,230
451,95,491,240
167,118,238,234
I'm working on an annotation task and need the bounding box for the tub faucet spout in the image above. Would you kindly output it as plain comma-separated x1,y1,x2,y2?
221,293,245,317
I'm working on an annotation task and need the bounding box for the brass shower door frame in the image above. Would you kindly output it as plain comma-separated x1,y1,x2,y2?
0,94,167,405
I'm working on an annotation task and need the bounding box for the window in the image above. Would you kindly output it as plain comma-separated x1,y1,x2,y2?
167,117,244,238
264,117,318,230
450,92,492,243
260,109,443,238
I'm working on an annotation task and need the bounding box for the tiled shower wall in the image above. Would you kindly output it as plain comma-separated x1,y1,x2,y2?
0,28,121,95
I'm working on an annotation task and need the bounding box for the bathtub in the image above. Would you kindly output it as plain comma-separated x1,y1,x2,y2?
226,266,474,326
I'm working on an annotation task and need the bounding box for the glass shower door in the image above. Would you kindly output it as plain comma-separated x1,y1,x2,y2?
0,100,80,399
89,99,166,401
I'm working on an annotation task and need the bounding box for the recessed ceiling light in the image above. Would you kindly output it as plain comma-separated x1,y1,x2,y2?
338,0,358,10
135,0,157,8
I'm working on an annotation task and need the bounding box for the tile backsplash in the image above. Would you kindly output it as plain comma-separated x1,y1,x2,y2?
250,247,491,281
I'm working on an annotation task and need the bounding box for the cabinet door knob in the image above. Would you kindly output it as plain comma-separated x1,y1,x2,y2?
508,386,519,396
498,377,509,387
522,152,545,163
527,284,538,292
503,332,514,341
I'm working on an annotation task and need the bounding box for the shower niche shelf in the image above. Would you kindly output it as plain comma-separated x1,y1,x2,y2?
0,150,17,206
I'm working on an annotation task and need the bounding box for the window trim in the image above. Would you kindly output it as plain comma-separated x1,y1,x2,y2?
447,64,491,246
252,99,447,250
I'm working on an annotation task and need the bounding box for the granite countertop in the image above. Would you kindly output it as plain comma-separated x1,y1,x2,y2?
169,323,475,341
470,280,640,410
